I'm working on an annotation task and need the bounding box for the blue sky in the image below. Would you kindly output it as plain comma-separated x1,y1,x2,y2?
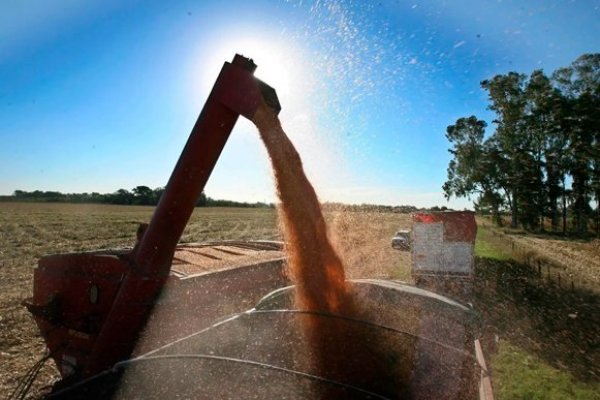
1,0,599,208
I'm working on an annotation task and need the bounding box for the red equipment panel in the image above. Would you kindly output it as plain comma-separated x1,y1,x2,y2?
24,54,282,380
413,211,477,243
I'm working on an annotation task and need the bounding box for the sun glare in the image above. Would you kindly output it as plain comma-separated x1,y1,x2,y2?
199,35,303,100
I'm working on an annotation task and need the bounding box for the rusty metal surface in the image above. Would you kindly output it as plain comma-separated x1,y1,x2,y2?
84,54,281,376
27,54,283,380
413,211,477,243
170,242,285,277
49,280,481,400
475,339,495,400
412,211,477,278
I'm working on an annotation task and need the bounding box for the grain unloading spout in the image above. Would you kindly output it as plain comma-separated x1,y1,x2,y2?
24,54,281,379
88,54,281,375
134,54,280,279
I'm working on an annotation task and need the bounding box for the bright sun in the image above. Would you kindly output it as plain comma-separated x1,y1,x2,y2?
200,35,301,99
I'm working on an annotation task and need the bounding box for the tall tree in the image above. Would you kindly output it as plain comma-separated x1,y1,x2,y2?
443,116,507,220
444,53,600,234
481,72,528,228
553,54,600,233
443,116,488,197
443,116,487,198
524,70,568,231
152,187,165,205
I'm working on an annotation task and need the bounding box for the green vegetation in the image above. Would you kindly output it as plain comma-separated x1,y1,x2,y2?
1,188,275,208
475,224,600,400
1,191,447,214
493,340,600,400
444,54,600,235
474,226,511,260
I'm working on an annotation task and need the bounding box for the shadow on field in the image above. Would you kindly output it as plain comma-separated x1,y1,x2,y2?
473,256,600,382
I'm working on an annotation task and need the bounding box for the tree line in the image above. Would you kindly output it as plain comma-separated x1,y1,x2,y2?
1,187,275,208
444,54,600,234
321,202,421,214
2,189,449,214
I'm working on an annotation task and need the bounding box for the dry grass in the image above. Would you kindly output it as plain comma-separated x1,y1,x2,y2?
328,208,412,280
0,202,412,398
4,203,599,399
478,218,600,287
474,226,600,399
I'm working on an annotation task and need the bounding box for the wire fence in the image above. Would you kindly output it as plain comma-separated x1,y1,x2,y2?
478,221,597,293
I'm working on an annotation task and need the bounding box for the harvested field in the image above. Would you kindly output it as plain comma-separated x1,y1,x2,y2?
0,202,411,398
8,204,598,399
479,219,600,288
508,235,600,286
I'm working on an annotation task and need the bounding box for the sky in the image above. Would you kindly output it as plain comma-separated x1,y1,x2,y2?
1,0,599,208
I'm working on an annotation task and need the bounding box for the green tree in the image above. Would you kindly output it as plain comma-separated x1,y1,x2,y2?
524,70,568,231
152,187,165,205
443,116,488,197
553,54,600,233
444,53,600,234
481,72,528,228
443,116,507,220
112,188,134,205
132,185,154,205
196,191,208,207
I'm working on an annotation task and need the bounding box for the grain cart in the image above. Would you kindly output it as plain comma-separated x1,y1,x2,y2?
23,54,287,382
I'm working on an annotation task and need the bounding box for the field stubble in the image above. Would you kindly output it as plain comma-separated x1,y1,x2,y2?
0,202,411,397
3,203,599,399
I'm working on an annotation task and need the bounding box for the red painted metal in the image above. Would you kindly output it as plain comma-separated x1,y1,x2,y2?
27,253,128,377
413,211,477,242
24,54,281,379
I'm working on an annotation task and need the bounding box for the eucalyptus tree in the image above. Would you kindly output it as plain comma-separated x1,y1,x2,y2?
443,116,487,197
553,54,600,233
443,116,507,222
524,70,568,231
481,72,529,228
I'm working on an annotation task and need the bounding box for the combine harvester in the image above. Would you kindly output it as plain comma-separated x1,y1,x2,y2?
21,55,493,400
